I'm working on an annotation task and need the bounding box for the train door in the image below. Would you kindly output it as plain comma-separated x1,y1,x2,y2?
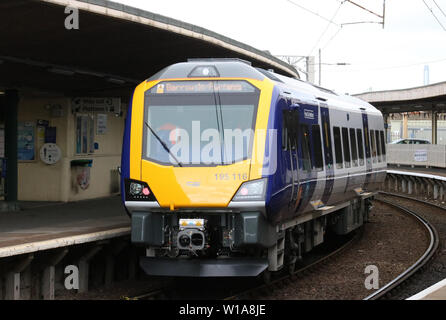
361,111,372,190
295,103,319,212
282,108,299,207
320,104,334,205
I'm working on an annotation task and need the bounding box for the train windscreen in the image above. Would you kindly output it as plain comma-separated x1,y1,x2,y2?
143,80,260,166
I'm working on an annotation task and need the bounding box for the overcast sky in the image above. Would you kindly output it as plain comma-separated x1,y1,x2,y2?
114,0,446,94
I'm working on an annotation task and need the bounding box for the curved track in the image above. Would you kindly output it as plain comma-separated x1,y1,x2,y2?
364,192,441,300
224,230,362,300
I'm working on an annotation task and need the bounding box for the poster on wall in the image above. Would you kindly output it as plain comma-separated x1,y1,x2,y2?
97,114,107,135
18,122,35,161
414,150,428,162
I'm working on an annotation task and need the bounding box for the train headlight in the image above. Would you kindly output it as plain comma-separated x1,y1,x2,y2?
232,178,267,201
129,182,143,195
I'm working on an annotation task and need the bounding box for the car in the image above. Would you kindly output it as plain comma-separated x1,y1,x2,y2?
390,138,431,145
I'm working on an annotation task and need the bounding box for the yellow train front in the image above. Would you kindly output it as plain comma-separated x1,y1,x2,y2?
121,59,276,277
120,59,383,277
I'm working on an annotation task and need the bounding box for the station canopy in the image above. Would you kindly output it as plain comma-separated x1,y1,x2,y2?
355,81,446,114
0,0,298,100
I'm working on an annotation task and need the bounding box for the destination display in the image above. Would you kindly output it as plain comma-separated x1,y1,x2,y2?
150,80,256,94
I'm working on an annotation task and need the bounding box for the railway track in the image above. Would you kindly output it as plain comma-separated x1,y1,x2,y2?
122,231,361,300
123,191,444,301
223,230,362,300
364,192,441,300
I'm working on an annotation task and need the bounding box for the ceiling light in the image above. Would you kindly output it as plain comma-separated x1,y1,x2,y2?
48,67,75,76
106,77,126,85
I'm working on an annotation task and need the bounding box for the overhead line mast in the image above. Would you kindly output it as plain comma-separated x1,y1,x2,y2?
345,0,386,28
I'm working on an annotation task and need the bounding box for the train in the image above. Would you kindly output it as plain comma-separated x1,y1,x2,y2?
120,59,387,277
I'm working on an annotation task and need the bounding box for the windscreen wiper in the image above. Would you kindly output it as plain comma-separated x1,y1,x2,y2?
144,121,183,167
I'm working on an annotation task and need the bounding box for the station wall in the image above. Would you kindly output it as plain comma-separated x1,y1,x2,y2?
17,96,126,202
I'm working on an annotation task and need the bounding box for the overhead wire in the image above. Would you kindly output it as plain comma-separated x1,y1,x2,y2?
432,0,446,18
285,0,340,26
422,0,446,31
307,1,345,56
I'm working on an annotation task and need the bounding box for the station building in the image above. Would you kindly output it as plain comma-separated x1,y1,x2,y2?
0,0,298,205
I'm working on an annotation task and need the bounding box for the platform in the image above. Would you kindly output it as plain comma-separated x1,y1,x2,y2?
407,278,446,300
0,195,130,258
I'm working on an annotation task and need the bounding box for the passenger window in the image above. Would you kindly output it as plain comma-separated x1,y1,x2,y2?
333,127,343,169
349,128,358,167
357,129,364,166
282,113,288,151
300,124,311,172
380,130,386,160
370,129,377,163
342,127,351,168
312,125,324,171
282,111,297,151
364,128,371,159
375,130,381,162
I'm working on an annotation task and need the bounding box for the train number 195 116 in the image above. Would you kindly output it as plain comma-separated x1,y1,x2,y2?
215,173,248,181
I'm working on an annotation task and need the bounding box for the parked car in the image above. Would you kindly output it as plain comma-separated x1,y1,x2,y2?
389,138,431,144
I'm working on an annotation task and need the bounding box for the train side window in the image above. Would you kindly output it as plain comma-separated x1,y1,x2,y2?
282,113,288,151
300,124,311,172
349,128,358,167
380,130,386,159
333,127,343,169
290,111,299,151
341,127,351,168
364,128,371,160
370,129,377,163
356,129,364,166
375,130,382,162
312,125,323,171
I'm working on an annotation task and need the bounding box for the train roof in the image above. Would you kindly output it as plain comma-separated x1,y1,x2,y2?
147,59,381,116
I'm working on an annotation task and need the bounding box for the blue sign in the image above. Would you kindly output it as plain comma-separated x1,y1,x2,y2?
18,122,35,161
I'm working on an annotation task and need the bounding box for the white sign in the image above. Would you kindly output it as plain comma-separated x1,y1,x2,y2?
71,97,121,114
304,109,314,120
414,150,428,162
40,143,61,165
97,114,107,135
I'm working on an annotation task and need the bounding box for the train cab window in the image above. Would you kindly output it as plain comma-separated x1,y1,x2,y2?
341,127,351,168
312,125,324,171
375,130,382,162
333,127,343,169
356,129,364,166
349,128,358,167
370,129,377,163
300,124,311,172
380,130,386,159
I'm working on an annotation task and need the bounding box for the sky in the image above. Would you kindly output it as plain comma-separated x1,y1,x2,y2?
113,0,446,94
